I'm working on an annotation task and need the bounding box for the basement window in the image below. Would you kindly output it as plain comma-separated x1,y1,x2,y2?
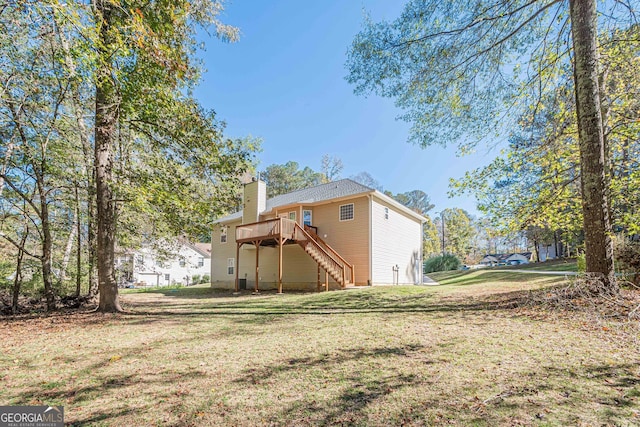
339,203,354,221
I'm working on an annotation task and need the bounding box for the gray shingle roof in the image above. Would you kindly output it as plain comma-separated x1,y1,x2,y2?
216,179,374,223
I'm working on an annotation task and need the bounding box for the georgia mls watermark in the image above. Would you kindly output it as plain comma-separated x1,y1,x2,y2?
0,406,63,427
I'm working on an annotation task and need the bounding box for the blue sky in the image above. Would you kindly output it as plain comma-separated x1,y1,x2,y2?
194,1,499,217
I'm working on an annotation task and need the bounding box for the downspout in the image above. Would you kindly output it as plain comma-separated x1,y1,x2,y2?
368,194,373,286
418,220,425,285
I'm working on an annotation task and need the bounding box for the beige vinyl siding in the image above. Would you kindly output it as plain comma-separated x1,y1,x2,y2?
210,219,242,288
238,244,319,290
212,195,372,289
371,198,422,285
242,180,266,224
307,196,370,286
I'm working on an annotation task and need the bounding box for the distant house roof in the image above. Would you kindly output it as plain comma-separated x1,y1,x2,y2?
508,252,532,260
191,242,212,257
179,239,211,258
215,179,425,224
481,252,533,263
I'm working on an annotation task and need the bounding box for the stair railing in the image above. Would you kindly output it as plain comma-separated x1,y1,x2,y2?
303,225,355,284
294,223,346,286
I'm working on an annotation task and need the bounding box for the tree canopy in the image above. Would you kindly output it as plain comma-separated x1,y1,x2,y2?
0,1,257,312
347,0,637,287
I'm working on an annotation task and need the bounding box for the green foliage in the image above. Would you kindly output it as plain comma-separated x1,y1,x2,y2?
450,26,640,249
0,260,13,289
423,254,461,273
202,274,210,284
434,208,476,261
346,0,576,149
576,253,586,274
262,161,324,198
192,274,201,285
423,216,440,259
0,0,257,307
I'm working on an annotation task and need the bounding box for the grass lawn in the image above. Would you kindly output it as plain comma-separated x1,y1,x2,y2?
506,259,579,272
1,277,639,426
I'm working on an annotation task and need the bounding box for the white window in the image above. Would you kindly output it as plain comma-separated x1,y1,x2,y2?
220,227,227,244
303,209,312,226
179,259,186,267
198,257,204,267
384,207,389,220
339,203,354,221
289,211,296,221
227,258,235,275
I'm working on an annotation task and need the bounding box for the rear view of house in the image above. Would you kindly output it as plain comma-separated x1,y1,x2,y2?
210,179,425,291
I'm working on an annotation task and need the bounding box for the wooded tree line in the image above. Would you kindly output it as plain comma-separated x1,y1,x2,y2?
452,24,640,255
0,1,256,313
347,0,639,289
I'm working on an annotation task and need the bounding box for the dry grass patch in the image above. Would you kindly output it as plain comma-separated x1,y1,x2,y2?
1,283,639,426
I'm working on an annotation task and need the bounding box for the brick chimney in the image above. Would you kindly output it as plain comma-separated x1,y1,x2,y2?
242,179,266,224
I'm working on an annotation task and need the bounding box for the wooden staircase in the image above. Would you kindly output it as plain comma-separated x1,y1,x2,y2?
293,223,355,288
235,218,355,291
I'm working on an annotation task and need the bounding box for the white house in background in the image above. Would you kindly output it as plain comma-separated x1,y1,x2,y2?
115,240,211,286
480,252,533,266
506,252,533,265
210,178,426,292
536,243,560,262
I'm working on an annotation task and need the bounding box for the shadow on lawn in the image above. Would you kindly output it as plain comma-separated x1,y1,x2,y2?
120,288,542,321
2,284,562,327
279,372,424,426
233,343,427,426
235,344,425,386
436,270,562,287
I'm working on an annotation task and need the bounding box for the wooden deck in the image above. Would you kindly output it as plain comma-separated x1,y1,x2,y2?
235,218,297,246
233,218,355,293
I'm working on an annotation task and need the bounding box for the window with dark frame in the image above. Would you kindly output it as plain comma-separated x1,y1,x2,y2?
339,203,354,221
303,209,312,226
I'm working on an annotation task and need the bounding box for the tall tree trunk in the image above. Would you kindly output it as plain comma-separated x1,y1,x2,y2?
569,0,616,289
37,174,55,311
75,184,82,297
94,0,122,312
59,209,77,282
56,16,98,296
12,230,29,314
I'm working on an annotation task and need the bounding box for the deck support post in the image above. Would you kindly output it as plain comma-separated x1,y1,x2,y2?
253,240,262,292
317,264,321,291
235,243,241,292
278,237,284,294
325,270,329,292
